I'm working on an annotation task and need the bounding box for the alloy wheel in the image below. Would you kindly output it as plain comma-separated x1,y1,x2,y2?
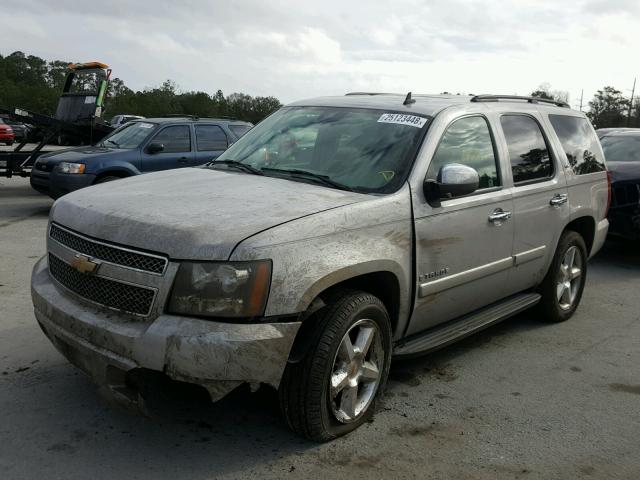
329,318,383,423
556,245,583,311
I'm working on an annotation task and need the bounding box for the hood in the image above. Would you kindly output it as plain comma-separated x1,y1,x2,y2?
608,161,640,183
39,145,124,165
51,168,368,260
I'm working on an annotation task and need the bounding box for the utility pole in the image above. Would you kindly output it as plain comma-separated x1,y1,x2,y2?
628,77,636,127
579,89,584,111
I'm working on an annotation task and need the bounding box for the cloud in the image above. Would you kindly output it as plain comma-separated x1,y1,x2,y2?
1,0,639,108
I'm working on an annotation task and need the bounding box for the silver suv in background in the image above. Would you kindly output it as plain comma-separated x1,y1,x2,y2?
31,93,609,441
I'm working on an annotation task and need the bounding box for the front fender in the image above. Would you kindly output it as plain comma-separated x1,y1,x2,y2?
93,161,141,178
230,185,414,340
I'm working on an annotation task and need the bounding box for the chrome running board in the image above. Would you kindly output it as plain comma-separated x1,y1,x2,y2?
394,293,541,357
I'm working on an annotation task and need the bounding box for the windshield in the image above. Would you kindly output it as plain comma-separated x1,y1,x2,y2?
208,106,429,193
99,121,157,149
601,135,640,163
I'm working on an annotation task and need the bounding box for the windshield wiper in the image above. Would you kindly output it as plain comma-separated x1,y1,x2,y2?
261,167,354,192
208,159,264,175
104,139,120,148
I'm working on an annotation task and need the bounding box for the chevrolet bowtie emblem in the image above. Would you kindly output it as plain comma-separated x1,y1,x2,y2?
70,254,99,274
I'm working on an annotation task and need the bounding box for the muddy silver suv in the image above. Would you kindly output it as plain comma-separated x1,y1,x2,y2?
31,93,609,441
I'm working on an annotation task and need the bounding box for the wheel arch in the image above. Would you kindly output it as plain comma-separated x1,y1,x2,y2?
287,262,408,364
92,167,137,183
564,216,595,255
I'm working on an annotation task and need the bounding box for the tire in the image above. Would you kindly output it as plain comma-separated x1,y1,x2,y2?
537,230,588,322
95,175,122,184
279,290,392,442
6,141,13,146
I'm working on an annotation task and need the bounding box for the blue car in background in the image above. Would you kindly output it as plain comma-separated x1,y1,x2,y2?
30,117,253,199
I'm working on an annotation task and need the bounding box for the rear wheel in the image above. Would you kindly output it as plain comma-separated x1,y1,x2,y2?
537,230,588,322
279,290,392,442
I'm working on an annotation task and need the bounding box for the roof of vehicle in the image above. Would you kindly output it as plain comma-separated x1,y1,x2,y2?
289,93,575,117
135,117,253,125
597,127,640,137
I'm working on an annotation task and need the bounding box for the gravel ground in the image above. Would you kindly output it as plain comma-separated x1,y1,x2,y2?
1,178,639,479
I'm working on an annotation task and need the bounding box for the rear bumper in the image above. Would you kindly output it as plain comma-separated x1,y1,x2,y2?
31,256,300,403
590,218,609,258
30,170,96,199
0,133,14,142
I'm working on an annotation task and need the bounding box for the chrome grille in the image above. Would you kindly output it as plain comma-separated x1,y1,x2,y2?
49,224,167,274
48,253,156,316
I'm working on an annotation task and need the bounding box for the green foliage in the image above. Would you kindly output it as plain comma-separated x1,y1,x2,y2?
0,51,282,123
530,83,569,104
586,86,635,128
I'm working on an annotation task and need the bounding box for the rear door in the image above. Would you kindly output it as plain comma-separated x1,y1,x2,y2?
140,124,194,172
194,124,229,165
497,113,570,294
408,114,515,336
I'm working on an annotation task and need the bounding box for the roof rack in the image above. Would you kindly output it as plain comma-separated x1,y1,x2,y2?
160,114,200,120
471,94,569,108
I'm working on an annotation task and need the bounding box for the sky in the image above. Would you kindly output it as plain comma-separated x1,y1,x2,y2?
2,0,639,107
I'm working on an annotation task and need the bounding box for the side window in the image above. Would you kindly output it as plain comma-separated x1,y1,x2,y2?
195,125,228,151
151,125,191,153
428,116,500,189
501,115,553,184
548,115,606,175
229,124,252,138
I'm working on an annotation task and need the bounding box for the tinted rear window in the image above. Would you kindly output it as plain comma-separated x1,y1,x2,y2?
548,115,605,175
501,115,552,184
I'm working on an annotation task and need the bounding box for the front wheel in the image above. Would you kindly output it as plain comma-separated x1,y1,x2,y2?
279,290,392,442
95,175,122,184
537,230,588,322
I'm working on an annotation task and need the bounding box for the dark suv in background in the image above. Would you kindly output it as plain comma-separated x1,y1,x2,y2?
598,128,640,238
31,117,253,198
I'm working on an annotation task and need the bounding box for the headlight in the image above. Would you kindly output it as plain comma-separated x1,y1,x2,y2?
57,162,85,174
168,261,271,318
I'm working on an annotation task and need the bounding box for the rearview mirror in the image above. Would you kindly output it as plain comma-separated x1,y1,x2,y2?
147,142,164,154
424,163,479,206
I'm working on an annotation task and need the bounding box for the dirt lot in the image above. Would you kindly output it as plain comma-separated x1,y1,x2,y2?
1,178,639,480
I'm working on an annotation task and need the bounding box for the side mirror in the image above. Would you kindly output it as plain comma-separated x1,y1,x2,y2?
424,163,480,206
147,142,164,154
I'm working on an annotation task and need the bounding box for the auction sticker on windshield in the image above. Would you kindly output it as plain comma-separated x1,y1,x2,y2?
377,113,427,128
138,123,155,128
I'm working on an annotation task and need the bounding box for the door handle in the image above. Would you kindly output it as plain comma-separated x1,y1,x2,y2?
178,157,188,163
549,193,568,207
488,208,512,224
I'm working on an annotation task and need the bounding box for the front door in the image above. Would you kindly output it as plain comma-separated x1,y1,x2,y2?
407,115,514,336
140,124,194,172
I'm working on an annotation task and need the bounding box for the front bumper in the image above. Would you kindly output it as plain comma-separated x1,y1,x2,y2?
31,256,300,403
30,170,96,199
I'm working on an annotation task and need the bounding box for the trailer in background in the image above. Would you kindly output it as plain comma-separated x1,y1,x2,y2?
0,62,115,178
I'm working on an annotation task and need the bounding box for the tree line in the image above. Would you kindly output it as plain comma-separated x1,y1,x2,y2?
1,51,638,129
531,82,640,129
0,51,282,124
